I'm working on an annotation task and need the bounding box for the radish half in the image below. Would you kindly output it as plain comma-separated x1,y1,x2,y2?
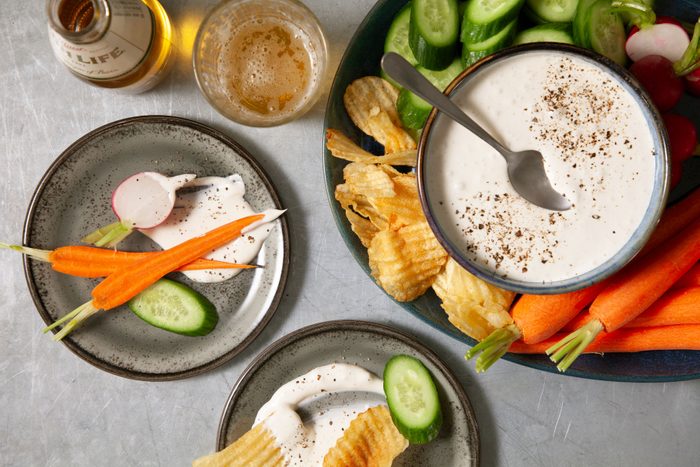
626,21,690,63
83,172,195,247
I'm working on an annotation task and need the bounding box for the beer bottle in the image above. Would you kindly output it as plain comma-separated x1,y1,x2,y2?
47,0,174,93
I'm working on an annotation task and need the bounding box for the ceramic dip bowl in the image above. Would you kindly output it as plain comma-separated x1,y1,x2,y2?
417,44,670,294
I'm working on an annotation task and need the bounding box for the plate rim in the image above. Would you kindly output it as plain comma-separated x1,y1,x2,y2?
321,0,700,382
214,319,481,466
22,115,290,381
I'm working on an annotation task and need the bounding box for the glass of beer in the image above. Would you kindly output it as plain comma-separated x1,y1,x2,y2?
194,0,328,127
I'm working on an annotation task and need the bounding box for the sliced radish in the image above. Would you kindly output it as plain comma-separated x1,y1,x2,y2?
626,22,690,62
112,172,194,228
82,172,195,247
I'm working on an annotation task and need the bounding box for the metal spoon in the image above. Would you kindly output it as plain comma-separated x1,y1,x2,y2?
381,52,571,212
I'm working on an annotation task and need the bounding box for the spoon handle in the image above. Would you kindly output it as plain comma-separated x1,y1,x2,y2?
381,52,509,156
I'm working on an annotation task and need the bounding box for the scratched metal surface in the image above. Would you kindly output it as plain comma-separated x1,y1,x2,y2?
0,1,698,466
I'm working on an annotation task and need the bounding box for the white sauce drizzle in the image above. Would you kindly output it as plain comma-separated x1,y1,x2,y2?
254,363,385,466
139,175,283,283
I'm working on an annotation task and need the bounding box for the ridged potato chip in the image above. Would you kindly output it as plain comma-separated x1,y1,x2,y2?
432,258,515,340
192,423,283,467
343,162,396,199
343,206,381,248
323,405,408,467
343,77,416,153
368,221,448,302
325,129,417,167
370,174,424,230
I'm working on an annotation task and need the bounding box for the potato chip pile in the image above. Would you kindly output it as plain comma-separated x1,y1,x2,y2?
328,76,515,341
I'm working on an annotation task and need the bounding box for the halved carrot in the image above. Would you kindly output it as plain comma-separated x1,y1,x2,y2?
1,244,254,278
45,214,266,340
510,325,700,354
548,217,700,371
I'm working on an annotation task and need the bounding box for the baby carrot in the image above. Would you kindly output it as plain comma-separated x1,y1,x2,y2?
638,188,700,255
1,243,254,278
673,263,700,289
548,217,700,371
45,213,265,340
510,325,700,354
466,189,700,372
564,287,700,332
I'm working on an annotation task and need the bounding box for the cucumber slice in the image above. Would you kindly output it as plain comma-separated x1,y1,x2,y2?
462,18,517,67
409,0,460,70
572,0,597,47
525,0,579,23
128,279,218,336
588,0,627,66
461,0,525,43
398,58,464,129
383,355,443,444
513,23,574,45
522,4,549,24
385,4,418,66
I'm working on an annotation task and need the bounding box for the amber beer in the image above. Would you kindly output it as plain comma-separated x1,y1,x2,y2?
194,0,328,126
47,0,173,93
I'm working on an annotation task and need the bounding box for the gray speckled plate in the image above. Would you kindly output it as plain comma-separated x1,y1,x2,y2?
216,320,479,466
22,116,289,381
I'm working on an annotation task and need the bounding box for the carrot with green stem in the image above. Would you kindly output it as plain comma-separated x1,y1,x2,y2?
510,324,700,354
465,284,606,372
0,243,256,277
547,217,700,371
466,188,700,372
44,213,270,341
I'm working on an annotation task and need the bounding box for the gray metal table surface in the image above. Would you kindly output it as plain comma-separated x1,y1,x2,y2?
1,1,698,466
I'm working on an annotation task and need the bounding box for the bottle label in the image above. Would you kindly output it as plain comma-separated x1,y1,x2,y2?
48,0,154,80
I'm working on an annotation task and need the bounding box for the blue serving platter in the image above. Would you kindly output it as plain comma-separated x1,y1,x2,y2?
323,0,700,381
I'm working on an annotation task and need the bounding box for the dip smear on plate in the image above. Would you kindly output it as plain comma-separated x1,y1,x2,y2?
425,51,658,284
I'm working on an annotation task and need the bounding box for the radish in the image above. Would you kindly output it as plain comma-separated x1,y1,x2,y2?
686,68,700,97
630,55,684,111
82,172,196,247
663,113,698,164
612,2,689,62
673,18,700,93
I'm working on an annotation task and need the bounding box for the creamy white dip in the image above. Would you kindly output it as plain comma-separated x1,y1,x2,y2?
254,363,385,466
140,175,283,283
424,51,657,284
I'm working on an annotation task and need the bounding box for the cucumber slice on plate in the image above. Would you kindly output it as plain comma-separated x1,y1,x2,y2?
397,58,464,129
128,279,219,336
384,354,443,444
588,0,627,66
462,18,517,67
525,0,579,23
461,0,525,44
513,22,574,45
409,0,460,70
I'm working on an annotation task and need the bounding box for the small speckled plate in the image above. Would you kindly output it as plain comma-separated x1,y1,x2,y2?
23,116,289,380
216,320,479,466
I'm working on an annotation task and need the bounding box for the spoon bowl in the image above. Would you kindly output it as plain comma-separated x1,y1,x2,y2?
381,52,571,212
